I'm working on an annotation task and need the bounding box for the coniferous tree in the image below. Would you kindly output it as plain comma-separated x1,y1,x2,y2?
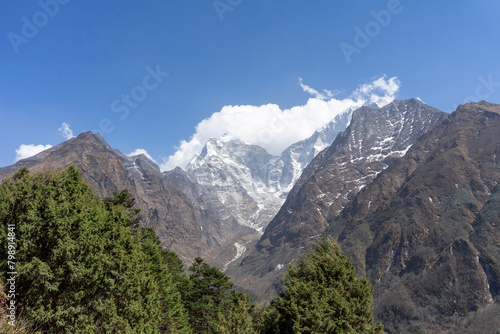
103,189,142,231
0,166,383,333
215,290,264,334
267,236,383,334
181,257,234,333
0,166,190,333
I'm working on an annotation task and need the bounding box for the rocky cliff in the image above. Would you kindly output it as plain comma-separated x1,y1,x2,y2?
326,101,500,332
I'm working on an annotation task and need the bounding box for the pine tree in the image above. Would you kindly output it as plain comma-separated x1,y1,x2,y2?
103,189,142,231
181,257,234,333
0,166,190,333
267,236,383,334
215,290,264,334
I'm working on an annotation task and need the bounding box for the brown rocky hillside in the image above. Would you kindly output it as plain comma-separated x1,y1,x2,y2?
227,99,448,304
0,132,254,264
327,101,500,333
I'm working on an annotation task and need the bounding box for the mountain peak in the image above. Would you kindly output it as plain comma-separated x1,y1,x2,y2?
64,131,110,152
128,153,160,172
409,97,424,103
74,131,102,142
187,137,273,171
459,100,500,115
322,101,500,332
256,100,447,253
385,98,425,108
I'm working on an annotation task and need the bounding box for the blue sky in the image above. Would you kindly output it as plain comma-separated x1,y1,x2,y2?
1,0,499,169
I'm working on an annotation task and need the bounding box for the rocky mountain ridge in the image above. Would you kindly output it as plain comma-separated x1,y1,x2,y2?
0,132,253,264
226,99,449,305
260,98,448,251
325,101,500,332
185,110,352,233
4,100,500,332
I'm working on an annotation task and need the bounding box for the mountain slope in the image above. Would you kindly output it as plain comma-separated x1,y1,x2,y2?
186,138,281,232
227,99,448,303
260,98,447,250
0,132,252,263
326,101,500,333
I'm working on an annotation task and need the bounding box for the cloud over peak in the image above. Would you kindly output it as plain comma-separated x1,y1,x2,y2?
160,75,401,171
58,122,75,140
299,78,337,100
15,144,52,162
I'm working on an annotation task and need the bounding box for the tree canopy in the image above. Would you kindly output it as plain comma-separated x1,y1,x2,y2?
0,166,190,333
267,236,383,333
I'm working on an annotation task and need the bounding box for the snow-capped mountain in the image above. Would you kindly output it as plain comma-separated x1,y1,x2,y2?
277,111,352,192
259,98,449,250
186,110,352,232
225,98,449,306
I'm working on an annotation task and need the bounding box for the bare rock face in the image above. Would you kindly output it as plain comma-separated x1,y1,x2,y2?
325,101,500,333
226,99,448,303
259,98,448,251
0,132,251,264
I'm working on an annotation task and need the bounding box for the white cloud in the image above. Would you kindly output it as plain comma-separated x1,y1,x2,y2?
299,78,335,100
161,75,401,171
128,148,157,163
351,76,401,107
15,144,52,162
58,122,75,140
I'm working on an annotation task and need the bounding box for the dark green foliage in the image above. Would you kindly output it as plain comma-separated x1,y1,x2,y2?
181,257,234,333
0,166,190,333
215,290,264,333
267,236,383,333
103,189,142,232
181,258,264,333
